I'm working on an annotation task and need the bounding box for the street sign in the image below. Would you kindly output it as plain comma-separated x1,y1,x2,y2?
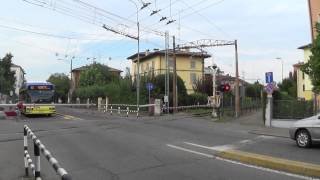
265,72,273,84
164,95,168,103
265,83,274,94
146,83,154,91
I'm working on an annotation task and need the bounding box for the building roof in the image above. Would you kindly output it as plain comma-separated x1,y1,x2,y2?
298,43,312,49
293,62,304,67
11,63,26,74
72,64,122,72
127,49,211,62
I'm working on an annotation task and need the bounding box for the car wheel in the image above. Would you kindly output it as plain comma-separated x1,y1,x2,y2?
295,129,311,148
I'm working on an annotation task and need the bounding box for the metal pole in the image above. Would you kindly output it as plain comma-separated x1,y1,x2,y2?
234,40,240,118
172,36,177,113
212,68,217,117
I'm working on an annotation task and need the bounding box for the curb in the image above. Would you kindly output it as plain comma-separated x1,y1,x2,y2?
217,149,320,178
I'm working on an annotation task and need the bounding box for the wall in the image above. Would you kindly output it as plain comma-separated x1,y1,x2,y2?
297,48,313,100
309,0,320,40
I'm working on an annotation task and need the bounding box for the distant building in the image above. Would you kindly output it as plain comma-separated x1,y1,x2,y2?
10,63,25,96
127,49,211,94
71,64,122,90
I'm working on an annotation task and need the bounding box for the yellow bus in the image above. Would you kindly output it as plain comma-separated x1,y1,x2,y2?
19,82,56,116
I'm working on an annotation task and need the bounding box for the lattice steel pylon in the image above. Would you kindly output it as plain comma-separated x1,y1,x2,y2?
177,39,241,118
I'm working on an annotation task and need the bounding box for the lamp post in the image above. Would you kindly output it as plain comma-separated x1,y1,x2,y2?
128,0,141,110
276,57,284,82
57,55,75,103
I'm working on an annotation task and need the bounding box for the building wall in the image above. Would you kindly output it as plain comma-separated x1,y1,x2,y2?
10,66,24,96
309,0,320,40
131,54,204,94
297,48,313,100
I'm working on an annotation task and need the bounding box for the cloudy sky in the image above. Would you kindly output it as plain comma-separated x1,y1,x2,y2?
0,0,311,83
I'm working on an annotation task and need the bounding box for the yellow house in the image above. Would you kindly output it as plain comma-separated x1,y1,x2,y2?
295,44,313,100
127,49,211,94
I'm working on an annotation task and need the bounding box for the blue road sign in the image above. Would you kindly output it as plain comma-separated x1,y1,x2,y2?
265,72,273,84
146,83,154,91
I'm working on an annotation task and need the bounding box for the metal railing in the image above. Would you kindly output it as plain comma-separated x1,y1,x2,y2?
101,104,155,118
24,125,72,180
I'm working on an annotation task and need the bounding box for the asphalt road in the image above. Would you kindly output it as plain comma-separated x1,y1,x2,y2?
0,107,318,180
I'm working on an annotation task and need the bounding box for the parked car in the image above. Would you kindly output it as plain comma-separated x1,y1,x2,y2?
289,114,320,148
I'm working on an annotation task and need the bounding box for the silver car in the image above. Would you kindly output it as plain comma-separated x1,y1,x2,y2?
289,114,320,148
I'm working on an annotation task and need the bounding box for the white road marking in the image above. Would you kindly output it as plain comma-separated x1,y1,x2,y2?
184,142,236,151
167,144,316,180
167,144,214,158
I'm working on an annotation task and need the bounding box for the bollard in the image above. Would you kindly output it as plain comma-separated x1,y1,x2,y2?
24,126,29,177
110,106,113,115
127,107,129,117
34,140,41,179
118,107,120,115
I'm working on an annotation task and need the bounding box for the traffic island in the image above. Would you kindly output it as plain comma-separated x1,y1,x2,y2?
217,149,320,178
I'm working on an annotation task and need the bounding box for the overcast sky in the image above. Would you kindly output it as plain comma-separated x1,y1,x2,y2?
0,0,311,83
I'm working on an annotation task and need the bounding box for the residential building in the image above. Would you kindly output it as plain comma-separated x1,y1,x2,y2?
127,49,211,94
10,63,25,96
294,0,319,100
71,64,122,90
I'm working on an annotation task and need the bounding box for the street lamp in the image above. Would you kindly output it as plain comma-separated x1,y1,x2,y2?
57,54,75,103
276,57,284,82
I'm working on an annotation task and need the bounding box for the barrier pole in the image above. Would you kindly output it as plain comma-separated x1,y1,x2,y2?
34,140,41,179
110,106,113,115
24,126,29,177
127,107,129,117
118,107,120,115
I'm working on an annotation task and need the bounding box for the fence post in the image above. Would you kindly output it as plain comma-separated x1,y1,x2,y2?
24,126,29,177
34,140,41,179
127,107,129,117
136,106,139,118
86,98,90,109
118,107,120,115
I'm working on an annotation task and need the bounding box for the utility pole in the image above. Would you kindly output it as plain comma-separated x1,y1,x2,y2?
164,31,170,113
234,40,240,118
172,36,177,113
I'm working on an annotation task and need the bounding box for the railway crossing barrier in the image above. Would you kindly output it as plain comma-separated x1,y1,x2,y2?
24,125,71,180
102,104,157,118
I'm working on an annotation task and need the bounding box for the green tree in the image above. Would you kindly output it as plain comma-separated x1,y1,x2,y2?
277,77,297,98
0,53,15,94
301,22,320,93
79,62,115,87
47,73,70,102
245,81,263,99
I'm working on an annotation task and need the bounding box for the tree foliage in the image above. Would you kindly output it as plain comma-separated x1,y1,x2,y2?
79,62,116,87
245,81,263,99
301,22,320,93
0,53,15,95
47,73,70,102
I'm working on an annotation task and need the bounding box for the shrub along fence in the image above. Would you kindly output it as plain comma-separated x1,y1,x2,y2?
273,100,314,119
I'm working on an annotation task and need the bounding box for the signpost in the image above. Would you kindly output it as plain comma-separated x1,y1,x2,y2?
264,72,274,127
146,83,154,104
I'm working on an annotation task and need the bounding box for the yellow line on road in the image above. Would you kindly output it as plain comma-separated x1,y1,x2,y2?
217,149,320,178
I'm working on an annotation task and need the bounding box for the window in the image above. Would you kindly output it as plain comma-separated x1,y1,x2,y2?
303,84,305,91
190,60,196,69
302,72,305,80
190,73,197,84
152,61,155,70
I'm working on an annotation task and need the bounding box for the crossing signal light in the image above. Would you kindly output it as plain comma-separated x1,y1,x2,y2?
219,83,231,92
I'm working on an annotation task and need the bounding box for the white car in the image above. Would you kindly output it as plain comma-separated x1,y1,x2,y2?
289,114,320,148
